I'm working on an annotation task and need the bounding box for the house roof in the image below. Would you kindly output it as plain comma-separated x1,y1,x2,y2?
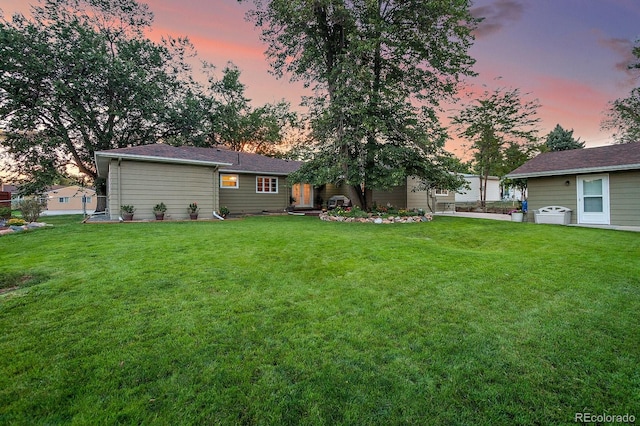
95,144,302,177
507,143,640,178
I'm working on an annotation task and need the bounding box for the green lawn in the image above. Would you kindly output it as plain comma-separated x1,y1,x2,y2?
1,215,638,425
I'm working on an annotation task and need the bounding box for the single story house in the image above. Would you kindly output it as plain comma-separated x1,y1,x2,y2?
43,185,97,215
95,144,302,220
507,143,640,226
95,144,463,219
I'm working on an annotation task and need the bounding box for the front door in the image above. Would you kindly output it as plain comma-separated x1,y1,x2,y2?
577,174,610,225
292,183,314,208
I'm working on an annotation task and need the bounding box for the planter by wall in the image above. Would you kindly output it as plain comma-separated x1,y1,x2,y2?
511,212,524,222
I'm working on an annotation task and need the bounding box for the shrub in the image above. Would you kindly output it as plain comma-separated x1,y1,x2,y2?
8,218,26,226
0,207,11,219
19,199,44,222
153,202,167,213
330,206,370,218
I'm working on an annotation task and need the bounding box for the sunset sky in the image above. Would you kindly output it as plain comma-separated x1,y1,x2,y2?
1,0,639,158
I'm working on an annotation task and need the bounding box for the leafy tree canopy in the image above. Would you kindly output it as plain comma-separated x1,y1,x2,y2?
242,0,478,208
451,86,540,206
0,0,297,203
602,40,640,144
195,63,299,156
0,0,197,199
543,124,585,152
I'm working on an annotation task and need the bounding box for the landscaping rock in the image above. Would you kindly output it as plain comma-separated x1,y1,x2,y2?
0,222,50,236
319,212,432,224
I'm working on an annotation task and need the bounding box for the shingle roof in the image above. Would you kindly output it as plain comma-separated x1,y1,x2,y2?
95,144,302,177
507,143,640,178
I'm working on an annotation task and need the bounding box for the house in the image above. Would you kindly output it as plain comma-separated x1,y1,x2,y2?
95,144,303,220
454,174,502,203
506,143,640,226
43,185,97,215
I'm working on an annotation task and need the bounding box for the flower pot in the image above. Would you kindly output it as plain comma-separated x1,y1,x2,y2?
511,212,524,222
122,213,134,221
189,213,198,220
154,212,165,221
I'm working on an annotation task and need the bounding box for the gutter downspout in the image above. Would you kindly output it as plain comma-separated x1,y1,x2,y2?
117,158,122,219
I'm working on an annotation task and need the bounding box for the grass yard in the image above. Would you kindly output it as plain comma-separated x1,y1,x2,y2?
1,215,639,425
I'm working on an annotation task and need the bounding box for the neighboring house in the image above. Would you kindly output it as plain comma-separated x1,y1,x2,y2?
507,143,640,226
95,144,303,220
454,174,502,203
44,185,97,215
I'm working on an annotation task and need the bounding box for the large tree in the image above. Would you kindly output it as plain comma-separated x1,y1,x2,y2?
0,0,200,207
543,124,584,151
242,0,477,208
197,64,298,155
602,88,640,144
451,87,540,207
602,40,640,143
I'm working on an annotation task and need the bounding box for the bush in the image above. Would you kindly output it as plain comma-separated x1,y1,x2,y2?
8,218,26,226
0,207,11,219
19,199,45,222
330,206,370,218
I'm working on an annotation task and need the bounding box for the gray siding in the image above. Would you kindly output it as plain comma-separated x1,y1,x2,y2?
527,171,640,226
107,160,216,220
527,176,578,223
372,184,408,209
610,170,640,226
219,173,290,214
318,183,409,209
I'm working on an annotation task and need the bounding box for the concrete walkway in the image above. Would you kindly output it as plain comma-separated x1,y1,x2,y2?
434,211,640,232
434,211,512,221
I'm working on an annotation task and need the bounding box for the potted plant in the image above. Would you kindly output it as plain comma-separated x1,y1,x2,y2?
509,209,524,222
287,196,296,212
219,206,229,218
188,202,199,220
121,205,135,221
153,202,167,220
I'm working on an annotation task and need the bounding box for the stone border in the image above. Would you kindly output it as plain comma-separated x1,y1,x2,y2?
319,213,432,224
0,222,49,236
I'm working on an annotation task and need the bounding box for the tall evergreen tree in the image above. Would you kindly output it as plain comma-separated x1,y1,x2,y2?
543,124,585,151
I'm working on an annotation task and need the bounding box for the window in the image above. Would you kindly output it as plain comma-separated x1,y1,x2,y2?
435,188,448,196
220,174,239,189
58,197,70,203
256,176,278,193
82,196,92,203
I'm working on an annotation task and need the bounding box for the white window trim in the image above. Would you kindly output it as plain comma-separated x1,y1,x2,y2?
58,197,70,203
256,176,278,194
220,173,239,189
435,189,449,196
